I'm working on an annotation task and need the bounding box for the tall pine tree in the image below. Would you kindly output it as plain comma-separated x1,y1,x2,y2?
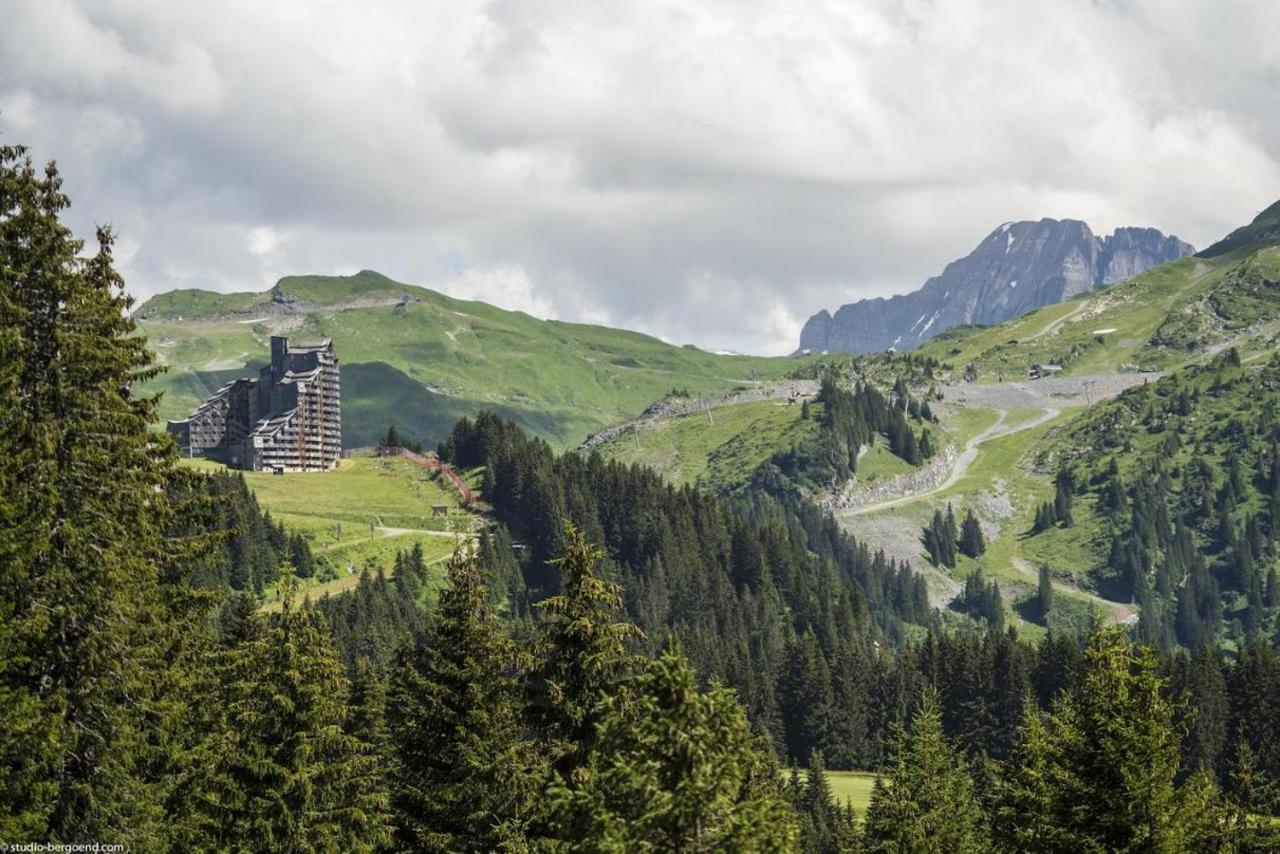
547,649,799,851
531,522,643,781
958,508,985,559
862,687,987,852
996,627,1218,852
0,145,198,844
388,544,543,851
187,579,391,851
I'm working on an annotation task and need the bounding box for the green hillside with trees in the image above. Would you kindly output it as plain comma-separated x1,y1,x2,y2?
1026,349,1280,651
180,454,465,608
595,367,940,496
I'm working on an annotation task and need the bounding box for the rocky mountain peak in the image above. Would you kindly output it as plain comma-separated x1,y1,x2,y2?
798,219,1194,354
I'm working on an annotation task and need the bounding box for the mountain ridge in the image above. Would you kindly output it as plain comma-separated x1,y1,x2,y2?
136,269,434,319
135,270,814,450
800,219,1194,355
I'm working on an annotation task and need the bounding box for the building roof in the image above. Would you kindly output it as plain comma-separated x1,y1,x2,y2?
289,339,333,352
281,367,322,384
250,409,298,439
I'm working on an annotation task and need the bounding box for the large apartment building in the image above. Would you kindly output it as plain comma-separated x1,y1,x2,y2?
167,336,341,471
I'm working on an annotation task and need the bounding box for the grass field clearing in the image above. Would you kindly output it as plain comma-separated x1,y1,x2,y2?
786,769,879,817
180,454,471,606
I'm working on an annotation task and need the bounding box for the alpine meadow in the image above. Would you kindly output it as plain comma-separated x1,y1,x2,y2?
5,2,1280,852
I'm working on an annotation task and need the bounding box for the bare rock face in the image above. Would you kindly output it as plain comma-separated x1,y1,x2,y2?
798,219,1194,354
1099,227,1194,284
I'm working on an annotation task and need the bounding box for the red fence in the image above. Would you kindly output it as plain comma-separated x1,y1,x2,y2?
379,445,477,507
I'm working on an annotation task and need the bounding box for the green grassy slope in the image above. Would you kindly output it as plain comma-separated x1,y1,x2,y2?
596,399,821,491
138,270,814,449
135,269,423,318
914,202,1280,380
827,771,878,815
596,398,928,495
181,454,465,607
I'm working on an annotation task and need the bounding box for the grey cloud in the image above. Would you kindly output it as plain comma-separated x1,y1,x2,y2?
1,0,1278,355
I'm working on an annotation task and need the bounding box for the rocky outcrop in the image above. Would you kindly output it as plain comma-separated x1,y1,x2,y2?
1099,227,1193,284
799,219,1194,354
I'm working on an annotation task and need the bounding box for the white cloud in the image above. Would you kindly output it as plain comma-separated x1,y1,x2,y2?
1,0,1277,355
247,226,281,257
439,264,555,319
0,90,37,130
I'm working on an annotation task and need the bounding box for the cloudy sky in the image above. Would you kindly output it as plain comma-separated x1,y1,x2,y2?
2,0,1278,354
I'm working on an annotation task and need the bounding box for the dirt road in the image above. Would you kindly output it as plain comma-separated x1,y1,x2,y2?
1024,301,1090,341
848,406,1058,517
1010,554,1137,626
377,526,475,539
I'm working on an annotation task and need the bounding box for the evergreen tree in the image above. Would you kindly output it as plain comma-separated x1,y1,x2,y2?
863,688,987,852
957,568,1004,630
547,649,799,851
1036,564,1054,624
996,627,1200,852
1032,498,1064,534
943,504,959,566
922,511,943,566
187,581,390,851
959,509,986,558
922,508,959,568
219,590,264,646
1052,470,1074,527
992,707,1060,851
348,658,389,756
1223,739,1280,851
388,544,542,851
802,751,837,853
289,531,315,579
1175,646,1228,777
919,428,934,460
1169,771,1231,853
793,750,860,854
0,146,198,843
531,522,643,781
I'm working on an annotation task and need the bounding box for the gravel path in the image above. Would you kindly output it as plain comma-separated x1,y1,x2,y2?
833,373,1147,516
1010,554,1137,625
847,406,1058,517
939,373,1155,410
1024,301,1089,341
834,373,1154,616
377,526,475,538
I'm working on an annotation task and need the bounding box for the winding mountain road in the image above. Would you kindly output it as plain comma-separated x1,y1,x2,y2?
848,406,1059,516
